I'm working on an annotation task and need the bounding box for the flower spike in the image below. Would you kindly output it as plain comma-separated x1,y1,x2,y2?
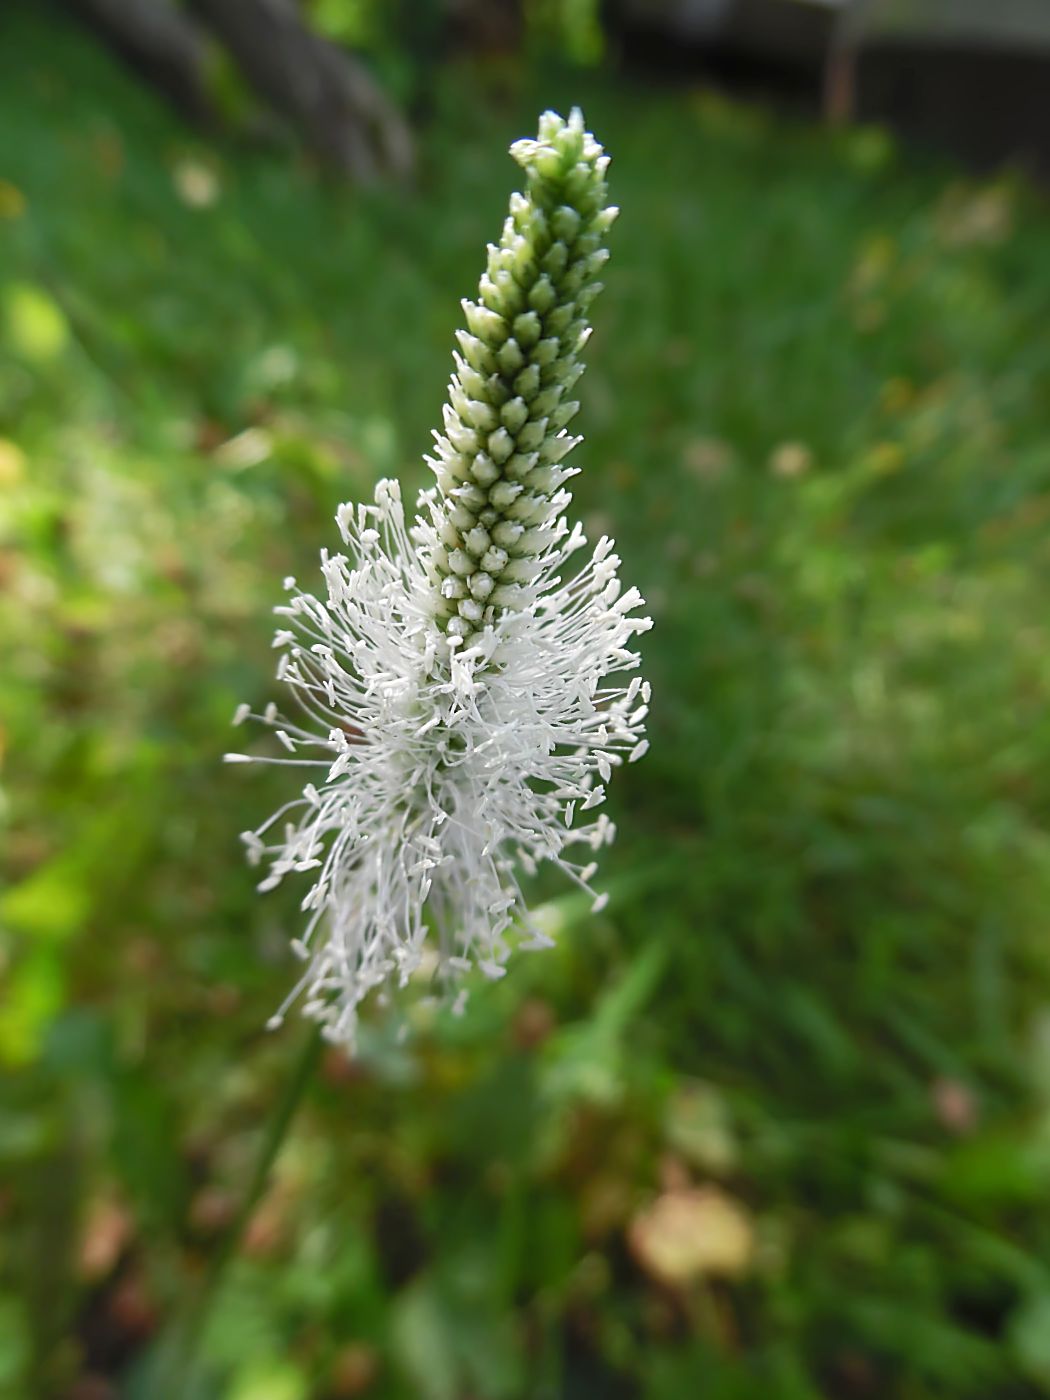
228,110,651,1049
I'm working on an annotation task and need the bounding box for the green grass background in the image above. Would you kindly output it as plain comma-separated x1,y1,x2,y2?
2,7,1050,1398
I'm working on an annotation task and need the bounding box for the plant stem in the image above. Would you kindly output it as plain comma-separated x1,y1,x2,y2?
157,1025,324,1396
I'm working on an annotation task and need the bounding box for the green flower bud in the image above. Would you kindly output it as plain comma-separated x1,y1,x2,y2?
471,453,499,486
513,310,542,349
513,364,541,400
497,339,525,375
487,428,515,464
463,301,507,344
516,418,548,453
454,331,495,376
500,397,529,434
528,274,557,314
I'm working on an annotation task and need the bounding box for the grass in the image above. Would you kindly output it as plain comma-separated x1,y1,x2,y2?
2,7,1050,1397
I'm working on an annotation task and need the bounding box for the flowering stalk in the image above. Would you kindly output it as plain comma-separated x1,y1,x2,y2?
227,109,651,1049
153,1028,323,1399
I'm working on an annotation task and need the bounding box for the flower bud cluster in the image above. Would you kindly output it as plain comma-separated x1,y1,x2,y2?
425,108,617,642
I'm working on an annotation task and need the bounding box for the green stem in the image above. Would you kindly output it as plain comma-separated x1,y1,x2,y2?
157,1026,324,1396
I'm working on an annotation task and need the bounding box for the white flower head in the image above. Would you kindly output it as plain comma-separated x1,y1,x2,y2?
228,109,651,1048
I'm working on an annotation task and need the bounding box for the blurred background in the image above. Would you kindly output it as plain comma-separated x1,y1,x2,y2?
2,1,1050,1397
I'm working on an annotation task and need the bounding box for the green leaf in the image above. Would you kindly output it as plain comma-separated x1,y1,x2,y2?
390,1277,458,1400
1010,1294,1050,1390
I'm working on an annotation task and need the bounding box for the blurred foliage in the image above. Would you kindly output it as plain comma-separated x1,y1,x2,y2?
2,6,1050,1398
525,0,606,67
303,0,604,113
304,0,446,110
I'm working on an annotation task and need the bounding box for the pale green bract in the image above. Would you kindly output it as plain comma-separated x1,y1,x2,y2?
227,110,651,1049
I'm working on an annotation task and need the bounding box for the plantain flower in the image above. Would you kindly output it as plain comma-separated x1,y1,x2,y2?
227,109,651,1047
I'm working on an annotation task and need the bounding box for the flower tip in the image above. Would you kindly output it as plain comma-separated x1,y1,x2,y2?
537,109,564,141
223,752,253,764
